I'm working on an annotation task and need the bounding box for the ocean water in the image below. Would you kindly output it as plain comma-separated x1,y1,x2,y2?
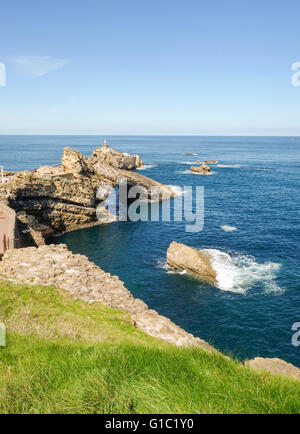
0,135,299,366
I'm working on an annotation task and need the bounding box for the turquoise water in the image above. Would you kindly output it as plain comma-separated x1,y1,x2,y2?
1,135,299,366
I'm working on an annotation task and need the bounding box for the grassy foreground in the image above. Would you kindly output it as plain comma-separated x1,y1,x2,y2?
0,279,299,414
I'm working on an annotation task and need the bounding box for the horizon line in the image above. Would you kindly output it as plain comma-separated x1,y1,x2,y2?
0,134,300,138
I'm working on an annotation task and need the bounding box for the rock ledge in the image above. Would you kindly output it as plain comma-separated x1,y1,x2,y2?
0,244,213,351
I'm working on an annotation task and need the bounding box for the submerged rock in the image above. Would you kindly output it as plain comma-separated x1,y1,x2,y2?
246,357,300,380
205,160,218,164
190,164,211,175
166,241,217,285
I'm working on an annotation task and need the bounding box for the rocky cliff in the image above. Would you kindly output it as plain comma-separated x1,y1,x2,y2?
0,142,174,246
0,244,213,349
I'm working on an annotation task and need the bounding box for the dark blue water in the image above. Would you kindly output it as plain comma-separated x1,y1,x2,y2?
1,135,299,366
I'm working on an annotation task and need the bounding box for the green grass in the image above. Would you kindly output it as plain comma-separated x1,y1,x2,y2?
0,279,299,414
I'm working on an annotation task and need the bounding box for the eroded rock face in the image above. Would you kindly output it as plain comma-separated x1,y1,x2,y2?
62,147,89,175
0,142,173,245
0,168,114,246
246,358,300,380
190,164,211,175
87,143,174,201
89,143,143,170
0,244,213,350
167,241,217,285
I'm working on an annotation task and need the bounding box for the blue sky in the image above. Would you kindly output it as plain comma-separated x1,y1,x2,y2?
0,0,300,135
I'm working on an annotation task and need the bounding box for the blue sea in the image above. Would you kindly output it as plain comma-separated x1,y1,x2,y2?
1,135,299,367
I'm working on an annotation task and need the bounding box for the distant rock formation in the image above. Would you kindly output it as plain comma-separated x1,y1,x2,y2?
246,358,300,380
0,244,213,350
205,160,218,164
190,164,211,175
185,152,196,156
0,142,174,245
88,142,143,170
166,241,217,285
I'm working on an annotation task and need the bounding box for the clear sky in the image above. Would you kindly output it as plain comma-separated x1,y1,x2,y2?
0,0,300,135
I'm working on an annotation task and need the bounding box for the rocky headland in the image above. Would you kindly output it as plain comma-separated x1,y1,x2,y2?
0,142,174,246
1,144,299,380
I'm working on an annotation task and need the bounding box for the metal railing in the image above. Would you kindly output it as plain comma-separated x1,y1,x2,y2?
0,203,21,254
1,235,20,253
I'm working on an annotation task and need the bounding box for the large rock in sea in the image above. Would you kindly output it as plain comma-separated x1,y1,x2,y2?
166,241,217,285
190,164,211,175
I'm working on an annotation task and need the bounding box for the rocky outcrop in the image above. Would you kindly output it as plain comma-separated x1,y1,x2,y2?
190,164,211,175
0,142,174,245
167,241,217,285
0,244,213,350
246,358,300,380
86,143,174,201
62,147,89,176
185,153,196,156
205,160,218,164
88,141,143,171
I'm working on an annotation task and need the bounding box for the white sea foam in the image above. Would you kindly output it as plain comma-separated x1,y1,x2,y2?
137,164,157,170
176,169,215,175
123,152,130,156
180,161,203,165
216,164,243,168
221,225,238,232
156,260,187,275
203,249,282,294
190,171,216,176
168,185,185,196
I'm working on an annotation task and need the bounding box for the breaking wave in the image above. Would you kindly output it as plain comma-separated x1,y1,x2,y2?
203,249,282,295
137,164,158,170
168,185,186,196
216,164,243,168
221,225,238,232
157,260,188,275
190,171,216,176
